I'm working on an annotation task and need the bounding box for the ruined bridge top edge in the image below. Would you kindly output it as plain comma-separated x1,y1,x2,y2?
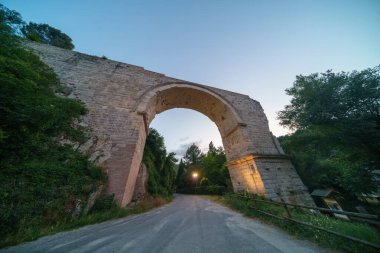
25,41,256,102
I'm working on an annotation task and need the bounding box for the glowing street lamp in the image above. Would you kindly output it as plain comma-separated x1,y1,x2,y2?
192,172,199,189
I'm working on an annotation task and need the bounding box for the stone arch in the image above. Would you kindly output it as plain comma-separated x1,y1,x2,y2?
136,82,244,125
130,83,314,207
135,82,247,161
26,41,315,207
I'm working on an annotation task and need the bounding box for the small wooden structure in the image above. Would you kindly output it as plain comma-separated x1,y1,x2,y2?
311,188,349,220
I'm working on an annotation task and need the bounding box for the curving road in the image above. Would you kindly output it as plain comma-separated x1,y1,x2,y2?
1,195,326,253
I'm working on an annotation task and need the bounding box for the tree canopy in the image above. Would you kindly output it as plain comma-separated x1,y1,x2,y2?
175,142,231,190
278,67,380,196
183,143,203,165
142,128,177,196
0,6,102,240
21,22,74,50
0,4,23,35
0,4,75,50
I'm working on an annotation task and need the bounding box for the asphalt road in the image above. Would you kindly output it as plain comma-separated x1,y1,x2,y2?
1,194,326,253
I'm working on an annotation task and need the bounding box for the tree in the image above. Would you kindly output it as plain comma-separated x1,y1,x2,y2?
278,67,380,195
278,68,380,132
162,152,177,192
202,143,231,188
142,128,177,196
183,143,203,165
0,4,24,35
21,22,74,49
1,4,75,50
208,141,217,155
175,159,186,189
175,142,232,190
0,8,104,239
178,143,204,188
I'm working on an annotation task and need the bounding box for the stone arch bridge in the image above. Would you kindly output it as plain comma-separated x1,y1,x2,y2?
27,42,314,206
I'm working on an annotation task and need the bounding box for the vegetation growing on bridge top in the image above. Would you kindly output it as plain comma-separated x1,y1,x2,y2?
0,4,74,50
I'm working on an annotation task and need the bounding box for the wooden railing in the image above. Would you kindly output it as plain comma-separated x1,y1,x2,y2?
234,192,380,251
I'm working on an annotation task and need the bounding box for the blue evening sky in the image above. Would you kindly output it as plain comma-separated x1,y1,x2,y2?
3,0,379,157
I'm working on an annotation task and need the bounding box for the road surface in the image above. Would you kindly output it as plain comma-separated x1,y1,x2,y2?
1,194,326,253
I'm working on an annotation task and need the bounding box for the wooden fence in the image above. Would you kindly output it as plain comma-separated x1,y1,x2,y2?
234,193,380,251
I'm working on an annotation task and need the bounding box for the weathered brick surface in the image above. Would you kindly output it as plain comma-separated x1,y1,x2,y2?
132,163,148,202
27,42,314,206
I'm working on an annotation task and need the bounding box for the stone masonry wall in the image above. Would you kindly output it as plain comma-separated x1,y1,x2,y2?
27,42,314,206
132,163,148,202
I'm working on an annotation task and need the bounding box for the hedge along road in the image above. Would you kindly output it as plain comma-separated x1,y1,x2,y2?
0,195,326,253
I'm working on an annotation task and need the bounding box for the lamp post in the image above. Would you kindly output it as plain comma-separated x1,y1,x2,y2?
192,172,199,190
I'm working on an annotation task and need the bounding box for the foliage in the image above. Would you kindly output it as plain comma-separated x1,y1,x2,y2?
21,22,75,50
0,5,171,247
175,142,232,190
202,142,231,188
175,159,187,189
213,193,380,253
90,195,117,213
0,5,104,242
142,128,177,196
0,4,24,36
183,143,204,165
0,4,74,50
278,68,380,130
277,67,380,195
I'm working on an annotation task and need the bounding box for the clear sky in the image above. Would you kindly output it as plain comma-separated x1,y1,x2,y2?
3,0,379,158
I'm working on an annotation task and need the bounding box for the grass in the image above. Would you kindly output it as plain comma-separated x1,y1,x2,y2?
0,195,172,249
203,194,380,253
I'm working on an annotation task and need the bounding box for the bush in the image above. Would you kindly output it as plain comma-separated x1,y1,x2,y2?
0,5,105,242
90,195,117,213
222,193,380,253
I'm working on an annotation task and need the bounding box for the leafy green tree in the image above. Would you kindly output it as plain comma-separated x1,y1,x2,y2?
162,152,177,192
1,4,74,50
0,4,24,35
175,159,187,188
208,141,217,155
0,8,104,239
142,128,177,196
200,177,209,186
183,143,203,165
202,142,231,188
21,22,74,49
180,143,204,187
175,142,232,190
278,67,380,195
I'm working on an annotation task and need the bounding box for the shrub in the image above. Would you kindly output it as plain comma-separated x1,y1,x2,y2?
90,195,117,213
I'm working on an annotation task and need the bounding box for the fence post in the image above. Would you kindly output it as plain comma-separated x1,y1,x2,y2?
281,199,292,218
249,194,256,210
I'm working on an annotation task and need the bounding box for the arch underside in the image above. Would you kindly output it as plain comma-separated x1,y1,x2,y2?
136,83,249,161
136,82,245,134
